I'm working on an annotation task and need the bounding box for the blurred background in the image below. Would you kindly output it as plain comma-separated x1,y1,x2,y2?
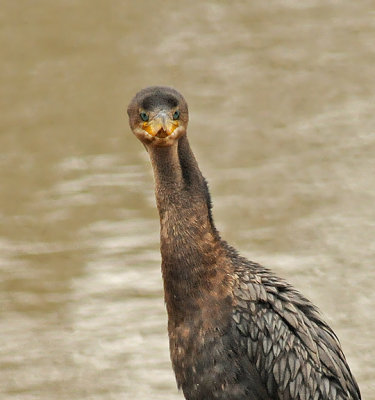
0,1,374,399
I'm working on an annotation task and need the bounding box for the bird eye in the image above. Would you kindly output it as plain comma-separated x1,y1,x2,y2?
173,110,180,120
140,112,149,122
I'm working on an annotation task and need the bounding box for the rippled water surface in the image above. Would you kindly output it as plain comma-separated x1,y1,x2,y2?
1,1,374,399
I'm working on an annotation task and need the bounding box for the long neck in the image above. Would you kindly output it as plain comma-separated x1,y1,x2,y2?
149,135,215,232
148,135,231,322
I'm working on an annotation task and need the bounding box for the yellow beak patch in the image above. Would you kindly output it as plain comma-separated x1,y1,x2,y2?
143,116,178,138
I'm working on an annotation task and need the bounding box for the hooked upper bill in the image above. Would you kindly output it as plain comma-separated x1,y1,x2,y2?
142,111,179,138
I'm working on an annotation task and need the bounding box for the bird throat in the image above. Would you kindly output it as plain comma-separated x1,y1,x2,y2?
155,128,168,138
148,136,232,321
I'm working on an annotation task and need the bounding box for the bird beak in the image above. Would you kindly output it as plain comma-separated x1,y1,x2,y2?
143,112,178,138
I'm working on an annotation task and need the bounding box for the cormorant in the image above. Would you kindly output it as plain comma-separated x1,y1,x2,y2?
127,86,361,400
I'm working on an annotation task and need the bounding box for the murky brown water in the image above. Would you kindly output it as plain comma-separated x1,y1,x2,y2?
1,1,374,399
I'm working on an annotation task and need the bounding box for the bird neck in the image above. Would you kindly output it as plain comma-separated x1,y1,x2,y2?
148,135,232,322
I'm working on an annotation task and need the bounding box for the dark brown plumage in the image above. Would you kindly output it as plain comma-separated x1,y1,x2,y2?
127,86,361,400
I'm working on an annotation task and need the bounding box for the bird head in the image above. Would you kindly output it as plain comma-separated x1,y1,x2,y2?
127,86,189,147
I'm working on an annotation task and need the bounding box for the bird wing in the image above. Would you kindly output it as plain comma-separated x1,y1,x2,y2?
232,264,361,400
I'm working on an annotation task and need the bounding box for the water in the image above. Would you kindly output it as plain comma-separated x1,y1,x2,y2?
0,1,374,399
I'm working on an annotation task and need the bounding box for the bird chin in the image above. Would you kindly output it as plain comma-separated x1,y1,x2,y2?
134,126,186,147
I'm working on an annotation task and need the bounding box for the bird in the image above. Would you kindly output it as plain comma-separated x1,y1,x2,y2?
127,86,361,400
